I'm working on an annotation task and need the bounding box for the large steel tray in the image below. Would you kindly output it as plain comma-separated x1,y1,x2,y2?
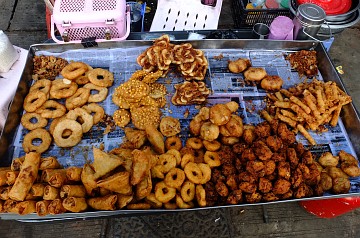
1,39,360,221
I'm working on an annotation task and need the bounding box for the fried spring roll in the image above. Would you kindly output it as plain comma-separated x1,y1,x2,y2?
63,197,88,213
4,199,18,213
24,193,37,201
29,183,46,197
39,157,61,170
43,185,60,200
48,199,66,215
8,152,41,201
60,185,86,199
87,195,117,211
81,164,98,196
97,171,132,195
36,200,51,216
15,200,37,215
42,169,67,188
66,167,82,182
6,171,19,186
0,186,11,200
11,157,24,171
0,169,12,186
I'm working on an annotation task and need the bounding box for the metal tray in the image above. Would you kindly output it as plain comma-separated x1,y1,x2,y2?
1,39,360,221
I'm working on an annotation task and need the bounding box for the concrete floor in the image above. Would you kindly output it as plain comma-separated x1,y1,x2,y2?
1,0,360,237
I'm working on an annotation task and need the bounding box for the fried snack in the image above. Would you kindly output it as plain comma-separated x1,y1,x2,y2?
131,105,161,130
165,136,183,151
36,100,67,119
74,64,93,85
65,167,82,183
88,68,114,87
48,199,66,215
66,108,94,133
145,125,165,154
175,194,194,209
87,195,117,211
8,152,40,201
131,149,150,185
145,193,162,208
204,151,221,168
21,112,48,130
164,168,185,189
36,200,51,216
30,78,52,96
32,55,68,80
228,58,251,73
219,115,244,137
23,91,47,112
154,181,176,203
97,171,132,195
6,171,19,186
184,162,203,184
11,157,24,171
196,184,206,207
60,185,86,199
260,75,283,91
42,169,67,188
186,138,203,150
136,175,152,200
200,122,219,141
318,152,339,167
63,197,88,212
0,187,11,200
113,109,131,128
28,183,45,197
39,157,61,170
61,62,88,80
81,164,98,196
172,81,211,105
82,103,105,125
127,203,151,210
210,104,232,126
65,88,91,110
244,67,267,82
92,147,124,179
53,119,83,147
0,168,11,186
124,127,147,149
15,200,37,215
117,194,134,209
332,177,351,194
160,116,181,137
43,185,60,200
202,140,221,152
286,50,318,77
83,83,108,102
50,79,78,99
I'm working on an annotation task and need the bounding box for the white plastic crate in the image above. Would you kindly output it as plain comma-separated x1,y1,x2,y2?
150,0,223,31
51,0,130,44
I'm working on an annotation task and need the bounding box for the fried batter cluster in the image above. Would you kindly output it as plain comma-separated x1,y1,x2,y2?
228,58,251,74
204,119,324,206
171,81,211,105
22,61,111,152
32,55,68,81
286,50,318,77
112,70,167,129
137,35,209,81
315,150,360,194
189,102,243,143
264,79,352,145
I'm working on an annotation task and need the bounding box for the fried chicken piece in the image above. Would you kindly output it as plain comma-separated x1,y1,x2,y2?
241,148,256,161
243,127,256,145
232,142,248,155
291,167,303,189
273,179,291,195
269,119,279,134
262,192,279,202
286,147,299,169
277,123,296,145
205,182,219,206
245,192,262,203
239,182,257,194
215,181,229,197
265,136,283,152
238,171,257,183
294,183,312,198
218,146,236,165
254,121,271,138
222,164,237,177
253,141,273,161
301,150,313,165
235,158,243,173
305,163,321,186
266,172,278,181
226,190,243,205
226,174,239,191
264,160,276,175
258,177,272,193
271,152,286,162
246,160,265,176
277,161,291,180
280,190,293,200
294,142,305,156
211,169,226,183
298,163,311,180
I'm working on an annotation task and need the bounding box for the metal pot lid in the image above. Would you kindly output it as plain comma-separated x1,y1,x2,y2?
296,0,352,15
297,3,326,24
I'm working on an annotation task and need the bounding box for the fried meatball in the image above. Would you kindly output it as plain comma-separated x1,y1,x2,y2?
273,179,291,195
264,160,276,175
319,172,332,191
189,119,203,136
258,177,272,193
341,163,360,177
245,192,262,203
219,115,244,137
277,123,296,145
239,182,257,194
238,171,257,183
244,67,267,82
265,136,283,152
209,104,232,126
254,121,271,138
339,150,358,166
253,141,273,161
277,161,291,180
226,174,239,191
287,147,299,169
215,181,229,197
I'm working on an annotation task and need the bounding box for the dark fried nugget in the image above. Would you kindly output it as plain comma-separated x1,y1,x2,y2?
235,158,243,173
245,192,262,203
253,141,273,161
241,148,257,161
262,192,279,202
287,147,299,169
280,190,293,200
273,179,291,195
291,167,303,189
218,146,236,165
243,128,256,145
226,174,238,191
277,123,296,145
239,182,257,194
215,181,229,197
238,171,257,183
258,177,272,193
264,160,276,175
232,143,248,154
298,163,311,180
294,142,305,156
246,160,265,176
226,190,243,205
301,150,313,164
305,163,321,186
222,164,237,177
205,182,219,206
265,136,283,152
277,161,291,180
211,169,226,183
294,183,312,198
272,152,286,162
254,121,271,138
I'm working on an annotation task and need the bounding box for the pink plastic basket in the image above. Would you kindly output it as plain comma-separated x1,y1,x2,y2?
51,0,130,44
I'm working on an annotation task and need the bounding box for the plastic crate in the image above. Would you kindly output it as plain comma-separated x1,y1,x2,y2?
232,0,291,28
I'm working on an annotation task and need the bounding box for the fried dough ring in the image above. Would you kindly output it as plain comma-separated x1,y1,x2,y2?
74,64,93,85
186,138,203,150
61,62,88,80
65,88,91,110
50,79,78,99
82,103,105,124
175,194,194,209
88,68,114,87
164,168,185,189
66,108,94,133
202,140,221,151
184,162,203,184
35,100,67,119
53,119,83,147
196,184,206,207
113,109,131,128
29,79,51,96
49,116,71,137
180,180,195,202
181,154,195,169
260,75,283,91
198,163,211,184
83,83,108,103
204,151,221,168
21,112,48,130
158,154,176,173
159,116,181,137
154,181,176,203
22,128,52,153
166,149,182,166
165,136,183,151
244,67,267,82
23,91,47,112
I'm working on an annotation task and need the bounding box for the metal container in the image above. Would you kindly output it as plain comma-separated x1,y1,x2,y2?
293,3,326,40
